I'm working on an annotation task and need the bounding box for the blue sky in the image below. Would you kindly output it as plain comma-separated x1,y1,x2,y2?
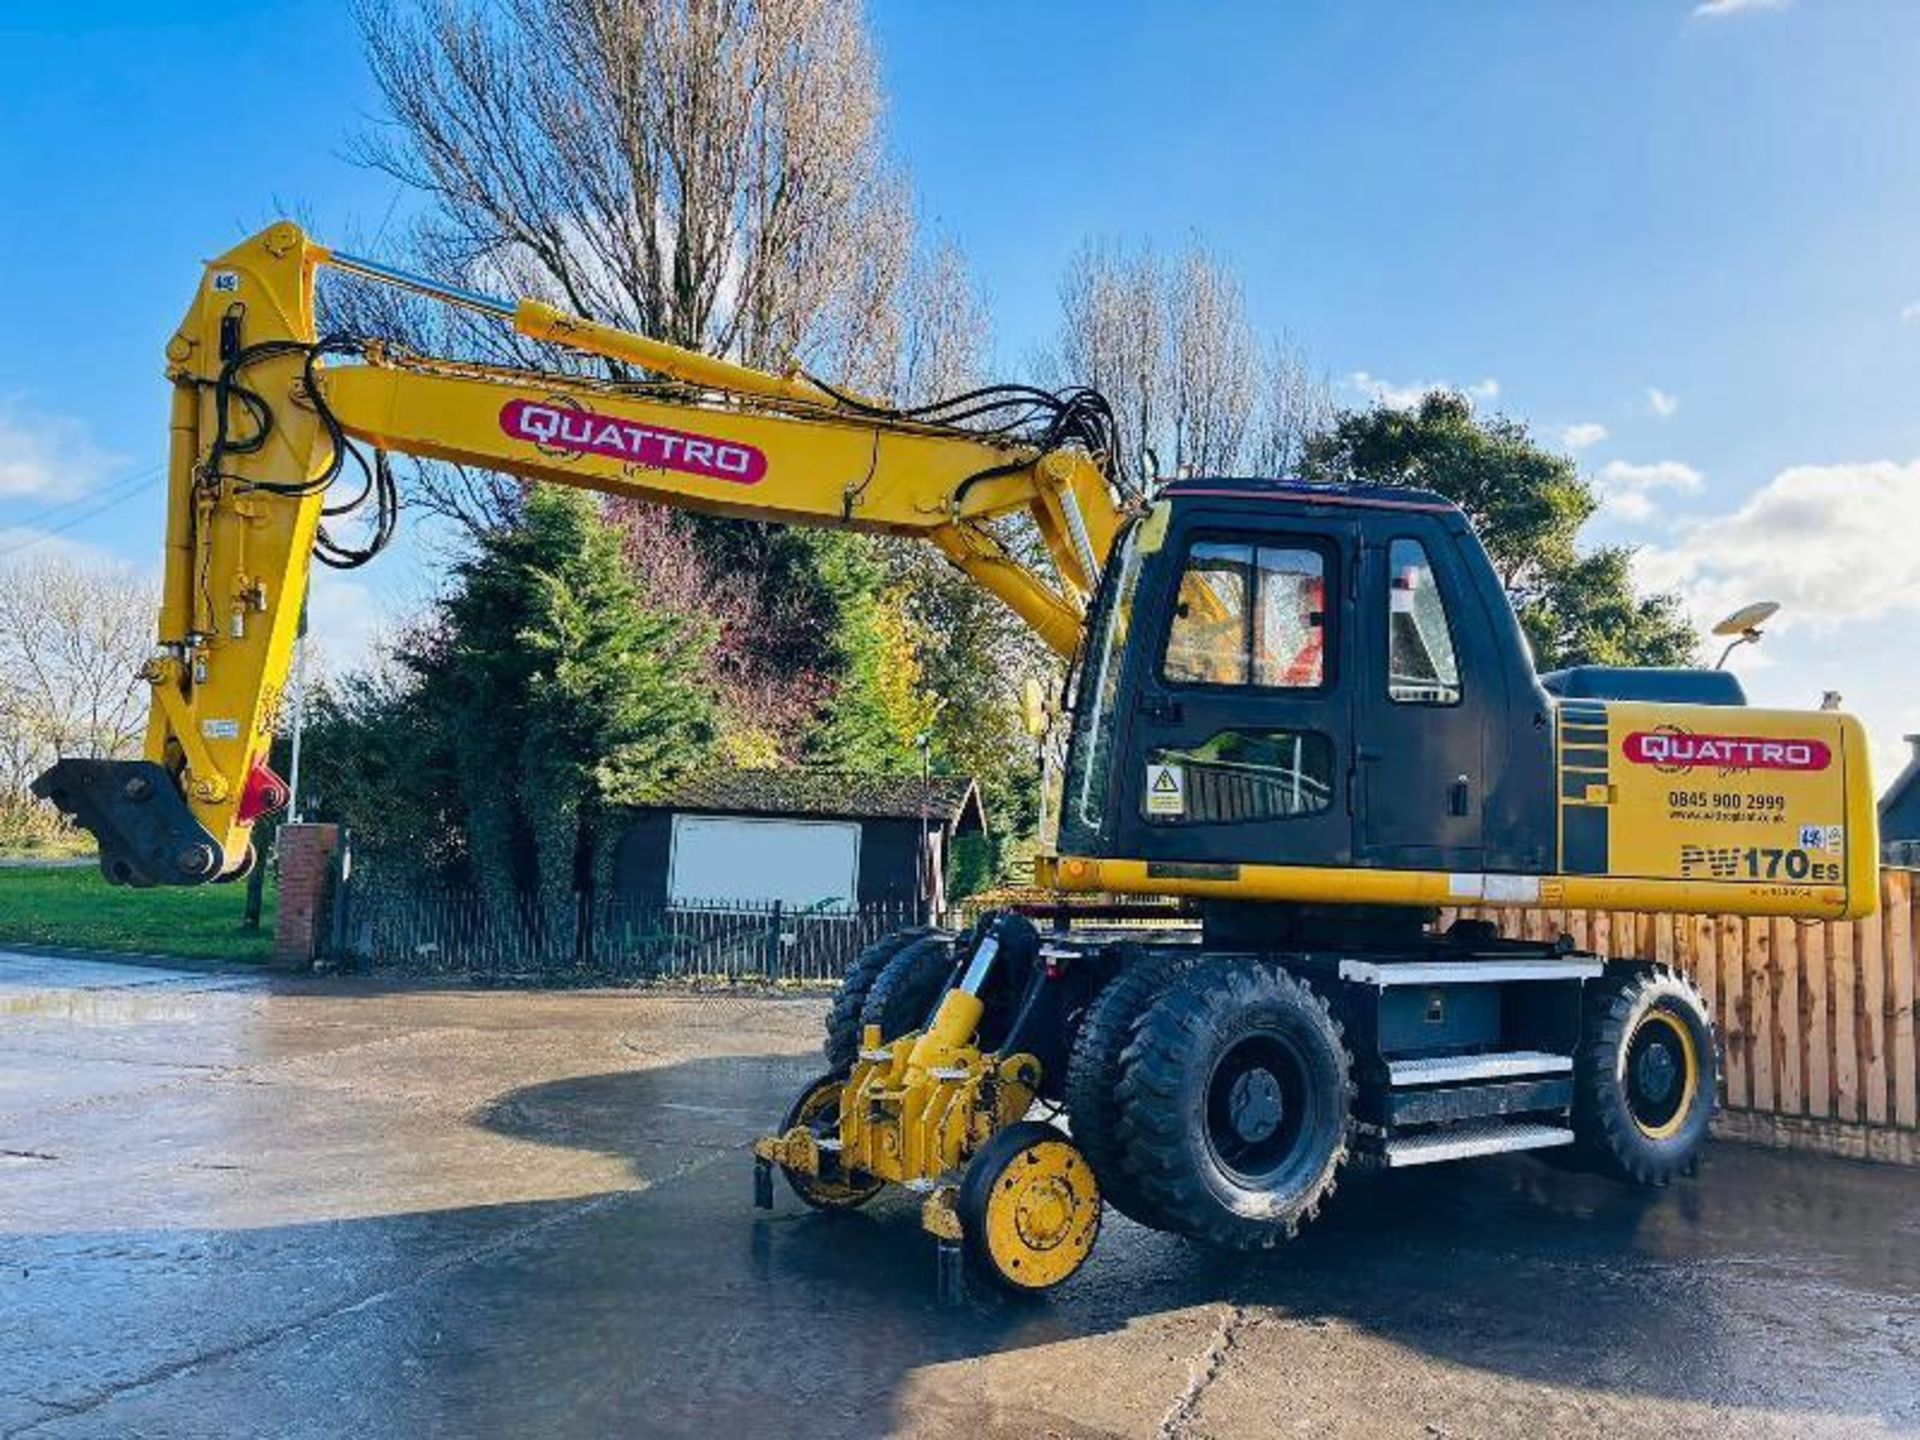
2,0,1918,785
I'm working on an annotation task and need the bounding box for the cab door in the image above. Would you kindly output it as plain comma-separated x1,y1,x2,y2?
1113,515,1354,869
1353,529,1484,869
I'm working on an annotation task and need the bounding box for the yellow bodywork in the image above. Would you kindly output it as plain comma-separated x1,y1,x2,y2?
1562,700,1877,915
1039,701,1878,921
147,224,1127,877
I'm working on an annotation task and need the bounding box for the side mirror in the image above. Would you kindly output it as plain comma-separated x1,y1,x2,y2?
1019,676,1052,739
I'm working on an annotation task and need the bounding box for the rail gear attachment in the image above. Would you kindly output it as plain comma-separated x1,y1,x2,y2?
45,225,1881,1299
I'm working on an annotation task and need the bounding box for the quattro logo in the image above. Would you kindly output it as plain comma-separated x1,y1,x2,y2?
1623,730,1831,773
500,399,768,484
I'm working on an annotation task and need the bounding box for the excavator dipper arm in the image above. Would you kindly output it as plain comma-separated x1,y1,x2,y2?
34,222,1128,886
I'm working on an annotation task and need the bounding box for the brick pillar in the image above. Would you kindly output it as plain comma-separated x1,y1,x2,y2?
273,823,342,970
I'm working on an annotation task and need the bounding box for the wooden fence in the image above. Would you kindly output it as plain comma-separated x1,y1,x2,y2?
1444,867,1920,1165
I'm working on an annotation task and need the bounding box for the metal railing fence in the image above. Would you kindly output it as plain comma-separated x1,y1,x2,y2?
335,878,927,985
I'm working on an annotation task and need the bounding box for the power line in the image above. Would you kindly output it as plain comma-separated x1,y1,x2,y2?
0,461,163,531
0,470,164,559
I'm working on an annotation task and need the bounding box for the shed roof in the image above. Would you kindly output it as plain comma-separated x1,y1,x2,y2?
638,768,986,833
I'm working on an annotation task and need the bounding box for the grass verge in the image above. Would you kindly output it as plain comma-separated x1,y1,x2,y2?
0,864,275,962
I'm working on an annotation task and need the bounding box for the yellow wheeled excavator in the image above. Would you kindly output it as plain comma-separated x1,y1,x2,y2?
38,224,1880,1300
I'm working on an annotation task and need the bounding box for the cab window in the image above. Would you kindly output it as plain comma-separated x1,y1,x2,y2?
1387,538,1461,705
1144,729,1334,824
1163,541,1326,689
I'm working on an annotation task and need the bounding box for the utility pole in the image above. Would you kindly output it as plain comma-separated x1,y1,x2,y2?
287,581,310,821
248,584,309,934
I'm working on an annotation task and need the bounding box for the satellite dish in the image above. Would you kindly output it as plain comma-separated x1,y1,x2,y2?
1712,600,1780,638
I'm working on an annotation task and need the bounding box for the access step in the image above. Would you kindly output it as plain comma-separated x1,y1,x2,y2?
1387,1050,1573,1086
1382,1120,1575,1168
1340,958,1602,986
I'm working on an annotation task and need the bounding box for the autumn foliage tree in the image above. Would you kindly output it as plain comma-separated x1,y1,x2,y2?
333,0,1701,903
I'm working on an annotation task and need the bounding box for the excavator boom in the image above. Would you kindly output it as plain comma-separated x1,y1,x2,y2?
34,222,1128,885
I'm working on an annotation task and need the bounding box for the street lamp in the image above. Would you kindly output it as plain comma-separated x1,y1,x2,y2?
1712,600,1780,670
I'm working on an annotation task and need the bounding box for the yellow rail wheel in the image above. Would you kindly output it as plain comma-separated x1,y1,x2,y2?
1572,965,1717,1186
779,1074,882,1212
958,1121,1102,1293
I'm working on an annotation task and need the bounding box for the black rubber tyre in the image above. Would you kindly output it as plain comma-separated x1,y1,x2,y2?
1063,947,1197,1227
858,933,957,1047
957,1120,1102,1293
778,1073,883,1212
1572,964,1717,1186
824,928,937,1072
1114,957,1350,1248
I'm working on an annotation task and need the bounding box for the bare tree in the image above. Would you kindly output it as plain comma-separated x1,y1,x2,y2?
0,555,152,793
894,238,992,407
1169,240,1258,476
1049,239,1169,480
1048,235,1334,484
350,0,916,532
1250,332,1336,479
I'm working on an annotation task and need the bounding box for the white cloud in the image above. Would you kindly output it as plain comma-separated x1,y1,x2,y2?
1598,460,1704,493
1347,372,1500,411
0,404,123,501
1558,422,1608,452
1901,301,1920,324
1647,387,1679,418
1692,0,1789,17
1637,459,1920,631
1594,459,1704,524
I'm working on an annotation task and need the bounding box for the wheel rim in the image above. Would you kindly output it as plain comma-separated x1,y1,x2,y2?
1204,1033,1314,1186
982,1140,1101,1289
785,1079,881,1208
1624,1009,1699,1141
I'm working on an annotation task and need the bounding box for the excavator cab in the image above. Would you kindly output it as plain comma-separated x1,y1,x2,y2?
1040,474,1876,923
1049,477,1555,882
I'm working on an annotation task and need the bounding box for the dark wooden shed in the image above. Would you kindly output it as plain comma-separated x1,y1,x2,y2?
1883,734,1920,865
609,769,987,916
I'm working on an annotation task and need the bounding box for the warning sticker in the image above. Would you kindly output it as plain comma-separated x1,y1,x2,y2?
1145,763,1186,817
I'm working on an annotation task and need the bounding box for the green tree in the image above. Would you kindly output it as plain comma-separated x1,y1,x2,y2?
305,490,714,905
1302,392,1697,669
300,652,464,876
442,489,716,903
800,534,921,774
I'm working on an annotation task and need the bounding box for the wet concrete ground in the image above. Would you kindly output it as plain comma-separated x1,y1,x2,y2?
2,950,1917,1439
